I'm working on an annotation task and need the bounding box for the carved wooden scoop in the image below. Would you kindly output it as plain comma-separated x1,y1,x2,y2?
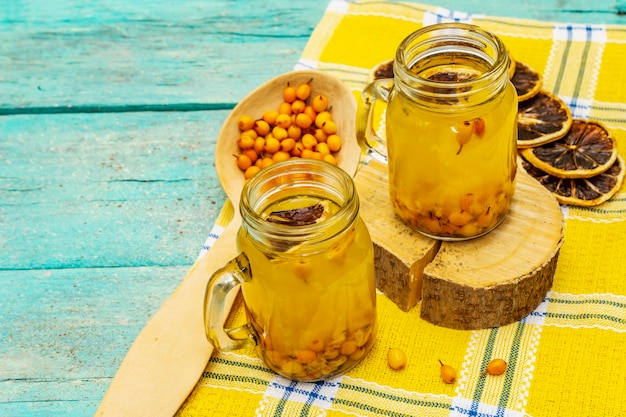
95,70,359,417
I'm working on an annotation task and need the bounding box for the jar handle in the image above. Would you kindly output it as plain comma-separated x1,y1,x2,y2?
204,252,257,351
356,79,393,163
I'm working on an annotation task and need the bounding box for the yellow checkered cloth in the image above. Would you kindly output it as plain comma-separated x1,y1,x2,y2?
177,1,626,416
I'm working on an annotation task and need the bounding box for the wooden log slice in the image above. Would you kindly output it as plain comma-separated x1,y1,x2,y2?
354,160,440,312
354,160,564,330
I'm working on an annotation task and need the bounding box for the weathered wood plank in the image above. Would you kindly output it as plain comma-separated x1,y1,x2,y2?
1,111,227,270
0,0,328,112
0,266,187,417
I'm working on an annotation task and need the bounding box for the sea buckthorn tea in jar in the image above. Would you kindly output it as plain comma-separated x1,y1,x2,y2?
357,23,518,240
204,159,377,381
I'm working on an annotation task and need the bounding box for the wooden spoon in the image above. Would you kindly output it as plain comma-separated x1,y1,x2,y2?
95,69,359,417
216,69,361,205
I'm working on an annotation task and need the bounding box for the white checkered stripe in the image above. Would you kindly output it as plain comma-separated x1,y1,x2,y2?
261,374,341,412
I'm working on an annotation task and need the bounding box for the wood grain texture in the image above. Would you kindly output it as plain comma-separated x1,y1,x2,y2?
355,160,440,312
1,0,328,112
1,0,623,416
420,169,564,329
1,111,226,269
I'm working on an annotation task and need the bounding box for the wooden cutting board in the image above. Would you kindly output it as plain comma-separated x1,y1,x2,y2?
355,159,564,330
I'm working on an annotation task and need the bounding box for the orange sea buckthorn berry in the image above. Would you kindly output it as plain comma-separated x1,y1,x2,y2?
240,128,258,139
296,349,317,365
439,360,457,384
301,148,315,159
272,151,291,163
238,114,255,131
275,113,292,129
448,211,472,227
280,138,296,153
460,223,480,238
311,94,329,112
272,126,288,141
283,83,297,103
244,165,261,179
254,119,271,136
278,102,293,115
455,120,473,154
287,125,302,140
296,81,312,101
264,137,281,154
303,105,317,123
307,338,325,353
321,120,338,135
301,134,318,150
316,142,330,155
241,148,258,163
293,260,312,280
473,118,486,137
326,134,342,152
340,340,358,356
323,153,337,165
387,348,407,370
237,135,255,150
484,358,507,376
236,154,252,171
291,99,306,114
291,142,304,157
313,128,327,143
477,209,494,228
295,113,313,129
261,157,275,169
262,110,279,125
253,137,266,154
314,111,332,128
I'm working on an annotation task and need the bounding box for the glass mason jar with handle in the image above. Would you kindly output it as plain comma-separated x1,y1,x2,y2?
357,23,518,240
204,159,377,381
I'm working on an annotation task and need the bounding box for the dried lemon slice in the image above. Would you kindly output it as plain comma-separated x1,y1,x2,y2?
520,119,618,178
511,61,542,101
521,154,624,207
369,59,394,82
517,90,573,148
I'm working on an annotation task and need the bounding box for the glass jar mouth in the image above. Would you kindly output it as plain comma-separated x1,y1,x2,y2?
393,22,510,106
239,159,359,250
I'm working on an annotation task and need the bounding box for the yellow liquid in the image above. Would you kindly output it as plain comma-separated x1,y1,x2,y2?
386,79,517,239
237,197,377,380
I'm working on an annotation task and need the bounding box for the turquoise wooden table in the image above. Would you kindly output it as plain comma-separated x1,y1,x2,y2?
1,1,624,416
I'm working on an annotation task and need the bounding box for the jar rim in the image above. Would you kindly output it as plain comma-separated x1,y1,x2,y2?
239,159,360,249
393,22,510,105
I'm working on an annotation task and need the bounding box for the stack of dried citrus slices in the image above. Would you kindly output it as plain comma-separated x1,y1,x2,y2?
510,54,624,207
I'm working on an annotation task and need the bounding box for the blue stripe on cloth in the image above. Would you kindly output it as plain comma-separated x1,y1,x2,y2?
266,375,341,415
473,328,499,409
275,380,298,415
567,25,593,117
